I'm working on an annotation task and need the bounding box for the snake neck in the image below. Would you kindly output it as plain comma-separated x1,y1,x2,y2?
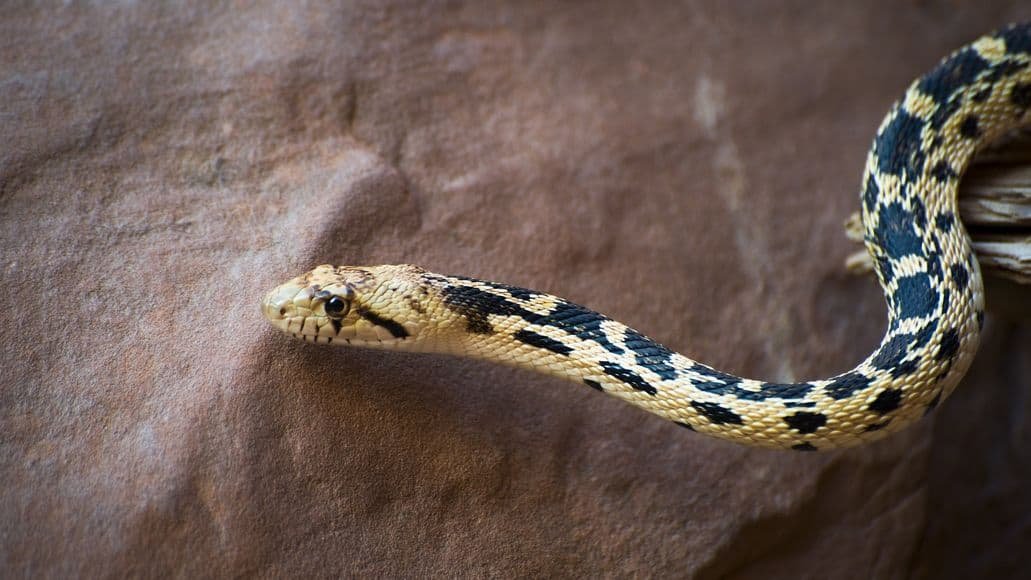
410,25,1031,450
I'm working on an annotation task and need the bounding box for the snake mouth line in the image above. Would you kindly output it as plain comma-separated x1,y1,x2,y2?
289,332,349,345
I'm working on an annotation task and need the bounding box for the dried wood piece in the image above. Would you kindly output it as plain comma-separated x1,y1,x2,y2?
846,130,1031,286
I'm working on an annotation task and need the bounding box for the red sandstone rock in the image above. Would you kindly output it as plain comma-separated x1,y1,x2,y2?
2,2,1030,578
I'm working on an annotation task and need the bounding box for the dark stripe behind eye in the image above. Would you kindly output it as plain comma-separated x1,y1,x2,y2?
357,307,409,339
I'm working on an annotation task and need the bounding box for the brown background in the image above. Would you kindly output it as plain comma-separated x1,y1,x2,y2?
3,2,1031,578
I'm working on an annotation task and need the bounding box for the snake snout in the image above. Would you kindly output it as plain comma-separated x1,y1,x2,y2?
261,284,302,330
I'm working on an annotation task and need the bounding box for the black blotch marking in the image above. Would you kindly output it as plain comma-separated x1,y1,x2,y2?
675,421,695,431
785,400,817,408
690,400,743,425
600,361,656,395
913,319,939,348
690,364,743,391
624,328,677,380
890,359,919,378
758,382,815,399
928,99,962,132
972,87,991,102
935,211,954,233
926,250,943,280
791,442,818,452
534,303,623,355
875,202,923,259
864,420,891,432
1000,22,1031,54
863,175,880,212
932,233,944,276
583,379,604,392
441,284,622,354
929,161,957,182
936,328,961,361
872,333,915,370
440,284,519,334
1012,82,1031,111
486,283,537,301
784,412,827,435
918,47,990,105
356,308,409,339
977,310,985,330
983,59,1030,85
869,388,903,415
875,109,926,178
451,275,539,300
889,312,902,332
514,329,572,356
825,372,873,400
950,264,969,291
941,289,951,316
892,274,935,319
959,114,981,139
691,364,813,401
877,256,895,285
911,197,927,229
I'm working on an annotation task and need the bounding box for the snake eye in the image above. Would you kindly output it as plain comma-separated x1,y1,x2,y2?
324,296,349,318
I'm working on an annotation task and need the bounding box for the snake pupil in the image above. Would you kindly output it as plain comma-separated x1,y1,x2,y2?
324,296,349,317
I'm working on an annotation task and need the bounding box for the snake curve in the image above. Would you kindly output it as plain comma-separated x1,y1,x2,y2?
263,24,1031,450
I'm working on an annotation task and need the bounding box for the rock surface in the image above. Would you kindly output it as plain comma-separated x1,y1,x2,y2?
2,2,1030,578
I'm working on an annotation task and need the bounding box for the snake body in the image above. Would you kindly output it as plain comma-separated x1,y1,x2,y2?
263,24,1031,450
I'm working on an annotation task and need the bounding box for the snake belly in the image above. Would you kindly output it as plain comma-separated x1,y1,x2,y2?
262,24,1031,450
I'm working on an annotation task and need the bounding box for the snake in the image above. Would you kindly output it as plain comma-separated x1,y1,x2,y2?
262,24,1031,450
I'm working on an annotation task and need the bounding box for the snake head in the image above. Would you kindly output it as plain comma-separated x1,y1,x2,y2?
261,264,435,347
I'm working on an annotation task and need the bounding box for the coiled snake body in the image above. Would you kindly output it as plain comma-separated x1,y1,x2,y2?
263,25,1031,450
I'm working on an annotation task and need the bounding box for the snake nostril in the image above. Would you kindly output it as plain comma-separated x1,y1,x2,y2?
279,307,286,316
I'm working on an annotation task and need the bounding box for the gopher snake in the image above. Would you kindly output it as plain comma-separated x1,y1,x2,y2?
263,25,1031,450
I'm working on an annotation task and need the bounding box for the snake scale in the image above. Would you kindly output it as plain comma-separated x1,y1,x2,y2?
263,24,1031,450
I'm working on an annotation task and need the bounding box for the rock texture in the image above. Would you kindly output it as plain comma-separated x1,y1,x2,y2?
2,2,1030,578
